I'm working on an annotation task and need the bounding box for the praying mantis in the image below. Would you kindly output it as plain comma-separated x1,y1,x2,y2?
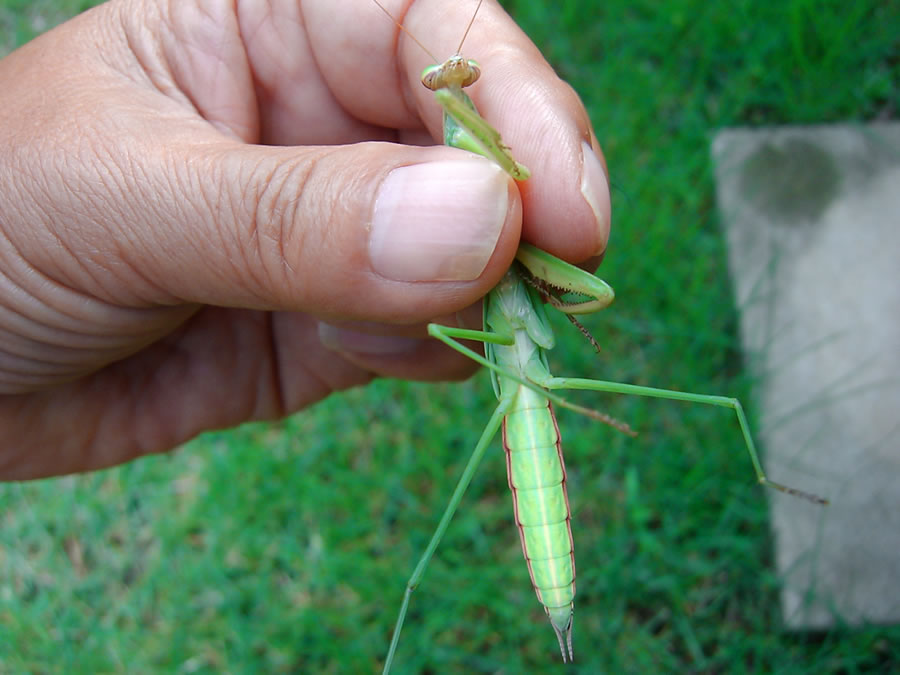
370,1,827,672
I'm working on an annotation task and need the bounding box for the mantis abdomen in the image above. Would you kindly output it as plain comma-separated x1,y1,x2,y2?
488,272,576,659
503,386,576,653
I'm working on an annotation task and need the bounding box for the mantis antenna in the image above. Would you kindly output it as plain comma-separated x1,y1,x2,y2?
370,0,484,63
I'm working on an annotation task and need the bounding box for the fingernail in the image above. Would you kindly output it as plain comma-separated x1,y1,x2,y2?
370,159,510,281
580,140,611,255
318,322,422,355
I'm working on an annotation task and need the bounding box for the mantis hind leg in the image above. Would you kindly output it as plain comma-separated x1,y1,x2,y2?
428,323,633,432
382,397,512,674
428,324,826,504
538,376,828,505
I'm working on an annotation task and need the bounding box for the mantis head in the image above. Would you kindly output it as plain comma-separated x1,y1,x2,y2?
422,56,481,91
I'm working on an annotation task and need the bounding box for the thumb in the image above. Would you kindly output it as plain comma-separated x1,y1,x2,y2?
127,141,523,323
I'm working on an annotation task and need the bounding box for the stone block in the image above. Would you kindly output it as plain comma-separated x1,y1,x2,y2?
712,123,900,628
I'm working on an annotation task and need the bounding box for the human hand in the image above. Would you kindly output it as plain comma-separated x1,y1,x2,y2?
0,0,610,479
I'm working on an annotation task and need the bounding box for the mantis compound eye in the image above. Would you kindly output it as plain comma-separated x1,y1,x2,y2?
461,59,481,87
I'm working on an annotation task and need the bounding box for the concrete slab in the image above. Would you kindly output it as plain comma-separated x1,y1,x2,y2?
711,123,900,629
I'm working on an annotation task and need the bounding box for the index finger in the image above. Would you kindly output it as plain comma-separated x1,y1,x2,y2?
397,0,610,263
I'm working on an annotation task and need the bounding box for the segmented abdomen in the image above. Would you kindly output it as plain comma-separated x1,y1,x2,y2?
502,385,575,634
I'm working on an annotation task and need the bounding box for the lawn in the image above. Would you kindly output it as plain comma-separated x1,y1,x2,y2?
1,0,898,672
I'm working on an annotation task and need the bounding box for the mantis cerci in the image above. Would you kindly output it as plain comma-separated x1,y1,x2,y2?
370,1,827,671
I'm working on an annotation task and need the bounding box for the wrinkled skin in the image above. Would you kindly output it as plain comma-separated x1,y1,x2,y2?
0,0,610,479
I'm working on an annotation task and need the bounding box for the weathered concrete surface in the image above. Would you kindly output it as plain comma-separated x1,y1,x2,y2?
711,123,900,628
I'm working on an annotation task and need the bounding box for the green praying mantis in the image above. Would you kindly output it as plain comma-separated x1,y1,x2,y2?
370,1,827,671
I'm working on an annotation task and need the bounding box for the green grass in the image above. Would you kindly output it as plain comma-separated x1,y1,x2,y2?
2,1,899,672
0,0,95,52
